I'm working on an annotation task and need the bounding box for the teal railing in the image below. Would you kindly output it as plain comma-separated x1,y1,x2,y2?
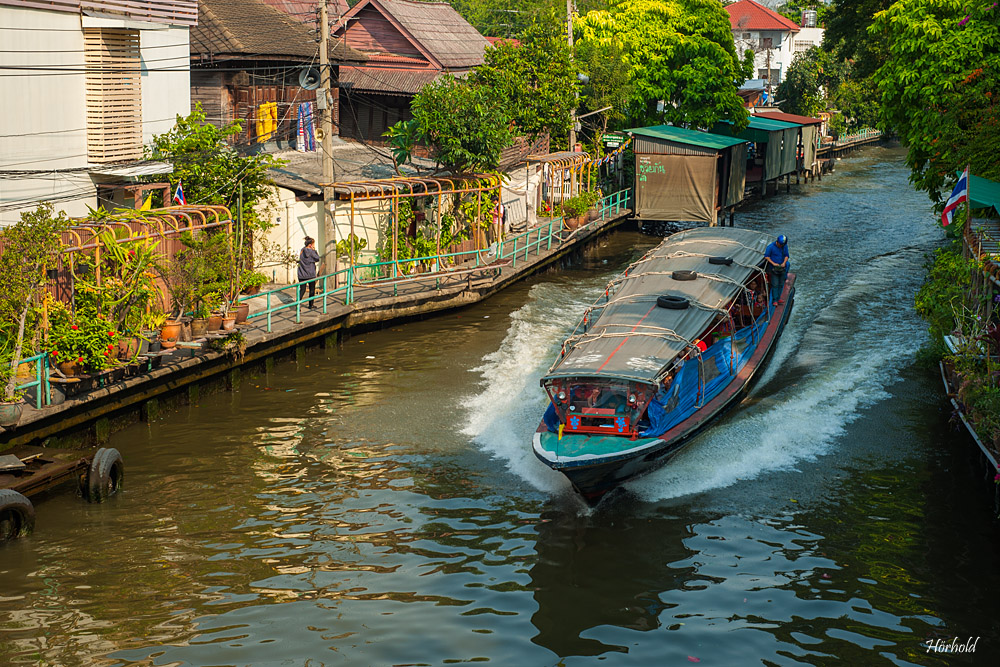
15,352,50,407
240,188,632,331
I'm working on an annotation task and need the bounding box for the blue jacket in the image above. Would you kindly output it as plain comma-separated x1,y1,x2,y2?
765,241,789,268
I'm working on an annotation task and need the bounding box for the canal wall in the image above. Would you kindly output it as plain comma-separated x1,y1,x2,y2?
0,210,636,452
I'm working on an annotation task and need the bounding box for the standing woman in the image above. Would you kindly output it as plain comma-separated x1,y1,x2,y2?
298,236,321,310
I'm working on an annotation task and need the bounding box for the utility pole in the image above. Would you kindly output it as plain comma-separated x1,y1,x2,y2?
318,0,336,273
567,0,577,152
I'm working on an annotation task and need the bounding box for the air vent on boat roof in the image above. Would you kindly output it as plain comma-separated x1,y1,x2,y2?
709,256,734,266
671,270,698,281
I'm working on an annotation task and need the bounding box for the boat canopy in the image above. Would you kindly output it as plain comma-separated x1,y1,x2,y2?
544,228,772,384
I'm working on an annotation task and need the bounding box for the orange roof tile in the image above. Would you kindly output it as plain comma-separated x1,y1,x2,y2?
726,0,800,33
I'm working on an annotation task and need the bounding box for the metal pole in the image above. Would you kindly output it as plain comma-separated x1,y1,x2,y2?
319,0,336,274
567,0,576,151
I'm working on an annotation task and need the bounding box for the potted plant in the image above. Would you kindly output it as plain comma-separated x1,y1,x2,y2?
190,301,210,337
47,305,120,377
560,194,591,230
0,204,68,425
240,270,268,296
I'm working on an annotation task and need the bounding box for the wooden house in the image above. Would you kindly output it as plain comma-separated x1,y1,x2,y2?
190,0,365,147
334,0,491,141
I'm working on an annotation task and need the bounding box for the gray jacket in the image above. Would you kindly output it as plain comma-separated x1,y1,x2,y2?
297,247,320,280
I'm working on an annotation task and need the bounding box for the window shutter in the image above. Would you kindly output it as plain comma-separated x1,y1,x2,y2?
85,29,143,163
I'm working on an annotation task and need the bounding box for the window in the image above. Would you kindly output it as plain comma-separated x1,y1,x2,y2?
759,37,773,50
794,40,814,51
84,29,143,162
758,69,780,87
742,32,752,40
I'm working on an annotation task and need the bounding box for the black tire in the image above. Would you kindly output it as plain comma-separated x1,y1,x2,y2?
0,489,35,542
656,295,689,310
708,256,733,266
671,270,698,281
84,447,124,503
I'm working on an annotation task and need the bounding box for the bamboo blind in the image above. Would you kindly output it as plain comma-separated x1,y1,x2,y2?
84,28,143,163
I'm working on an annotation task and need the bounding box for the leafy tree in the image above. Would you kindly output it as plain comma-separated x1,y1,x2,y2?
871,0,1000,202
446,0,604,38
411,77,513,173
147,103,282,234
824,0,892,78
775,1,830,24
575,0,753,130
776,46,848,117
576,38,634,143
471,17,578,144
0,204,69,402
382,119,421,175
831,76,881,130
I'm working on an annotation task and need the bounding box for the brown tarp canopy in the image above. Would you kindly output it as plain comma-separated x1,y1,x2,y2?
780,127,799,176
635,155,717,223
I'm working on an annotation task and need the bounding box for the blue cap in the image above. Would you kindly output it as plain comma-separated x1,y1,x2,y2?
777,235,787,245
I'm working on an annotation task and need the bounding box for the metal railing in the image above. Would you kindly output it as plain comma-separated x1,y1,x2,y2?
227,188,630,332
14,352,50,407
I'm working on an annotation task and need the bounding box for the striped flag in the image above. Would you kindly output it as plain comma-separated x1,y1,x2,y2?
941,167,969,226
172,182,186,206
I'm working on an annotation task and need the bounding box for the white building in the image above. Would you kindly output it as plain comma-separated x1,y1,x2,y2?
0,0,195,225
726,0,824,90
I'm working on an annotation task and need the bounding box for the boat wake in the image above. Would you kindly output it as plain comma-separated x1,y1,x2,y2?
462,245,928,503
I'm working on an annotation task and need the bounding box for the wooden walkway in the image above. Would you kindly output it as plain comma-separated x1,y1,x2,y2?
1,210,634,449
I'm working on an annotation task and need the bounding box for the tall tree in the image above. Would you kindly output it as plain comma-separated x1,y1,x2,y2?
411,77,513,173
823,0,891,77
575,0,753,130
576,38,634,143
471,17,578,144
872,0,1000,201
776,46,848,117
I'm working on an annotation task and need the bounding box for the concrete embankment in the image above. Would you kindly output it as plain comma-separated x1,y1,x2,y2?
0,211,634,451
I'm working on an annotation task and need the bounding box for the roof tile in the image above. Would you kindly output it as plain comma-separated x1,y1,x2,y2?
725,0,801,33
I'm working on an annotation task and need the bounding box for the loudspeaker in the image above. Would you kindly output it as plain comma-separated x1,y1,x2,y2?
298,67,321,90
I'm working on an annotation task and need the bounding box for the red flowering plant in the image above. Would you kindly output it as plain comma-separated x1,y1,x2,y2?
45,300,119,372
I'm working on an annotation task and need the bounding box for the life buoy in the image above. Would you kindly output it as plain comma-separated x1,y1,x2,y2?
709,256,733,266
83,447,124,503
0,489,35,541
671,270,698,281
656,295,689,309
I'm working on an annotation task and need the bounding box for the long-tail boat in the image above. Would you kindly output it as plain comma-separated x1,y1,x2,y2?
533,228,795,502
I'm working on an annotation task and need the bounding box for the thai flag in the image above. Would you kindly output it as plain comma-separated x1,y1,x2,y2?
172,182,186,206
941,167,969,226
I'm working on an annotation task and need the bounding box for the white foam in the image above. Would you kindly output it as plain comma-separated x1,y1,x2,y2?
462,244,928,504
461,282,601,492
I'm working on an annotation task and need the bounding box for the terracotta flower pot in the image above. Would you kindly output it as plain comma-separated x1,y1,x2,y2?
117,336,142,361
191,317,209,337
57,361,81,376
159,321,182,349
234,303,250,324
221,316,237,331
208,314,223,331
0,400,24,428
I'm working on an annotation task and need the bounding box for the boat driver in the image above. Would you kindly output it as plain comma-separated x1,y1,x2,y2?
764,235,790,304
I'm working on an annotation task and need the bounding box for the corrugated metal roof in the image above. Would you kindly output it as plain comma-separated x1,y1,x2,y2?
628,125,747,151
721,116,800,131
754,111,822,126
726,0,801,32
339,66,443,94
359,0,490,69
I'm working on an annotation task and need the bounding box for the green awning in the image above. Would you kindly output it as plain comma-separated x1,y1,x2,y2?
628,124,747,151
712,116,800,145
970,173,1000,212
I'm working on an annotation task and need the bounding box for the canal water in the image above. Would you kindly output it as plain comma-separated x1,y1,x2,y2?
3,146,1000,665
